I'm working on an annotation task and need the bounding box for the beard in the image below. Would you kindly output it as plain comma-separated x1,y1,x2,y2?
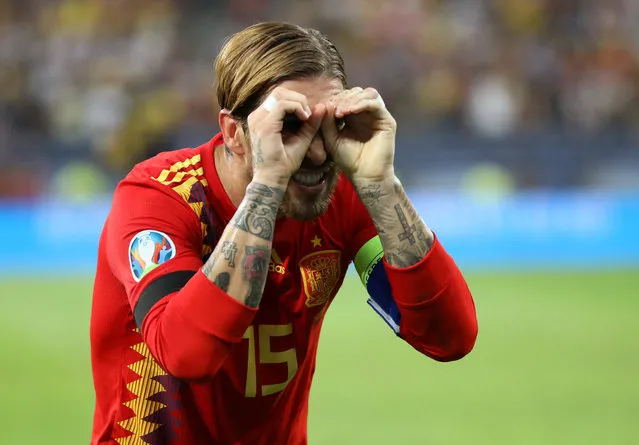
241,150,340,222
279,161,341,221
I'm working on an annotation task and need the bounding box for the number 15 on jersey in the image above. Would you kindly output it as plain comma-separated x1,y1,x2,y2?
242,323,298,397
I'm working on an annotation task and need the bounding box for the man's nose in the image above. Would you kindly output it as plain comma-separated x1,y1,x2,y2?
304,134,327,166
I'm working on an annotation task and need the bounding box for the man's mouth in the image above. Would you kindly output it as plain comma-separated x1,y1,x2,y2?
292,170,327,187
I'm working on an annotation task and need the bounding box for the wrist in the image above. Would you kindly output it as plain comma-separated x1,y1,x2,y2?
350,168,397,185
352,175,403,212
250,174,290,191
352,174,401,196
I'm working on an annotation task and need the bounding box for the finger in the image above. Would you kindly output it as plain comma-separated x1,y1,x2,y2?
285,104,327,158
335,88,381,117
341,97,389,118
296,103,326,143
249,89,311,125
251,97,311,130
329,88,358,106
320,102,340,156
331,87,367,117
269,86,310,109
269,99,311,122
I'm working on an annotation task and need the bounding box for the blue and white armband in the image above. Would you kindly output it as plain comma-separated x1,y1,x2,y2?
354,236,401,334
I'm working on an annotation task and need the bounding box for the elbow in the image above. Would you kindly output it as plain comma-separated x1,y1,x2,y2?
423,284,479,362
147,322,231,381
163,348,220,381
428,321,478,362
405,312,478,363
142,301,235,381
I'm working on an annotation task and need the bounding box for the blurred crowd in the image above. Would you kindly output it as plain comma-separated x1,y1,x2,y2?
0,0,638,198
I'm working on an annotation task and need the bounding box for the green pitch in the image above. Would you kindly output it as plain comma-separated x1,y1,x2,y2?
2,271,638,444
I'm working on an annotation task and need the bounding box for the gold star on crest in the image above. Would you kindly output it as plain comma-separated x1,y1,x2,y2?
311,235,322,248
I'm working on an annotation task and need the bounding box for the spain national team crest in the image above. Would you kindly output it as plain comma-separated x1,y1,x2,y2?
299,250,341,308
129,230,176,282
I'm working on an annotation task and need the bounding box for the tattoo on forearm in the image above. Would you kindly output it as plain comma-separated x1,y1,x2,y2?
213,272,231,292
358,184,383,203
247,181,284,199
354,177,434,268
385,248,415,269
242,245,269,308
201,258,214,277
394,204,417,245
200,181,282,307
230,182,285,241
222,241,238,267
254,139,264,164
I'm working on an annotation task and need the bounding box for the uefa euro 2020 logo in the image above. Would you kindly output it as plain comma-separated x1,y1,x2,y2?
129,230,176,282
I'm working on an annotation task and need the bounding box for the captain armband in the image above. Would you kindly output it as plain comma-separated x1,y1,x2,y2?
353,236,401,334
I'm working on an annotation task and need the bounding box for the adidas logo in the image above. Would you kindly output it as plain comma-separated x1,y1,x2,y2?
269,248,286,275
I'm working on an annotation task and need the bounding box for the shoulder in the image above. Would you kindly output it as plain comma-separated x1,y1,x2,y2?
115,140,214,205
123,145,207,190
108,142,215,230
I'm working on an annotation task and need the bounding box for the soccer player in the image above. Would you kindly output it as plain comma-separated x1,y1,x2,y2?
90,22,478,444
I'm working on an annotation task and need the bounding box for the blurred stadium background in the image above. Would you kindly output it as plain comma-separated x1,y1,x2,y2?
1,0,638,444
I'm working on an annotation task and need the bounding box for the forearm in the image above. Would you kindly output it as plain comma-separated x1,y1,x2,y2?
353,175,434,267
353,176,477,360
201,179,286,307
140,179,287,380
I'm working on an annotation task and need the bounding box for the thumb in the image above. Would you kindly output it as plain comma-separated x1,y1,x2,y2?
296,104,325,146
320,102,339,157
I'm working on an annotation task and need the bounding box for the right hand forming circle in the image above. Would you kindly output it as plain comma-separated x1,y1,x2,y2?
246,87,325,184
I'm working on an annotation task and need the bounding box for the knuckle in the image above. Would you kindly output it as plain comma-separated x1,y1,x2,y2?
270,87,284,100
276,99,293,111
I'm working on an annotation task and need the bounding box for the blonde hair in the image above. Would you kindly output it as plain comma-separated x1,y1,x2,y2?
215,22,347,119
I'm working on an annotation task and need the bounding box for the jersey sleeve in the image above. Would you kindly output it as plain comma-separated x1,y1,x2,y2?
347,183,477,361
107,180,204,306
106,179,257,379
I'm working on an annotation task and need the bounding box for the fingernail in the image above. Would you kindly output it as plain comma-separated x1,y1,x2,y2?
335,106,343,117
305,105,312,117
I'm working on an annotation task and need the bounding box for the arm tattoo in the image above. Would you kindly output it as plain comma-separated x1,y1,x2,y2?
253,139,264,164
394,204,416,245
200,180,285,307
230,182,284,241
242,245,269,308
213,272,231,293
354,177,434,268
222,241,238,267
201,257,215,277
358,184,383,202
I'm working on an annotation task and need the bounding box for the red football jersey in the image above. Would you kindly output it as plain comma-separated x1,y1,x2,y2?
90,134,379,444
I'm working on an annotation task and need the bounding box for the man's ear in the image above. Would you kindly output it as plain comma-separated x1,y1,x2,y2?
219,109,248,155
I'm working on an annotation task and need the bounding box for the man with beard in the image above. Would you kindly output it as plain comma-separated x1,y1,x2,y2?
90,22,478,445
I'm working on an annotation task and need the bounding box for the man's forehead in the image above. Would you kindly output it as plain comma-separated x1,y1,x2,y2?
276,77,344,105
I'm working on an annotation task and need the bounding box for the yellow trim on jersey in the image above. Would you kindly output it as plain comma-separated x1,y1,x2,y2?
152,154,202,183
149,152,212,259
117,336,168,443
